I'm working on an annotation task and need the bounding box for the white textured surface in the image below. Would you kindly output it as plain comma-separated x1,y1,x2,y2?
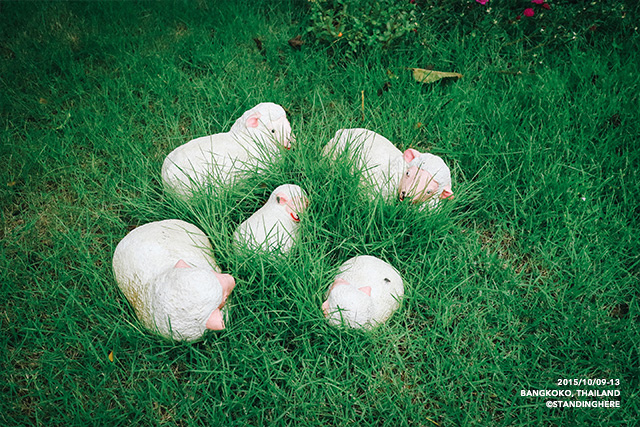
112,219,226,341
324,255,404,329
233,184,307,253
325,128,406,200
161,102,293,199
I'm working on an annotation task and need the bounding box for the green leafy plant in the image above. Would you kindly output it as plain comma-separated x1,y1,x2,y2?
307,0,419,54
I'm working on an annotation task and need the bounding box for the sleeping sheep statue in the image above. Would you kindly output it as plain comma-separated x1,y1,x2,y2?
233,184,309,253
112,219,236,341
322,255,404,329
325,128,453,207
161,102,294,200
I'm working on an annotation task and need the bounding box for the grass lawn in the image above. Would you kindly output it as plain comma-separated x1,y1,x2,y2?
1,0,638,425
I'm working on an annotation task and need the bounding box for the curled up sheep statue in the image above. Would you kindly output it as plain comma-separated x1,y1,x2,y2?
112,219,236,341
322,255,404,329
161,102,295,200
233,184,309,253
325,128,453,207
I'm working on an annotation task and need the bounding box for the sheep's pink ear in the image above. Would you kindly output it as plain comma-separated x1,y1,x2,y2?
358,286,372,296
246,112,261,128
403,148,421,163
174,259,190,268
440,186,454,200
206,309,225,330
276,193,288,205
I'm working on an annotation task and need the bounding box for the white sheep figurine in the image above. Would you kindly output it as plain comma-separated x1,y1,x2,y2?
325,128,453,206
233,184,309,253
322,255,404,329
112,219,236,341
162,102,294,199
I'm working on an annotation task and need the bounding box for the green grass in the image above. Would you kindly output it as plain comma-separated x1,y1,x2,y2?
1,0,639,425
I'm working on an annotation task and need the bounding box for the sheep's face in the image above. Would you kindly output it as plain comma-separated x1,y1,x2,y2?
322,278,374,328
399,166,440,203
272,185,309,222
153,261,236,339
241,105,294,149
265,115,294,149
399,149,453,203
282,194,308,222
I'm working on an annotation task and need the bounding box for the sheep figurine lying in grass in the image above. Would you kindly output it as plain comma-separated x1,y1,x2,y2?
233,184,309,253
112,219,236,341
162,102,294,199
325,128,454,207
322,255,404,329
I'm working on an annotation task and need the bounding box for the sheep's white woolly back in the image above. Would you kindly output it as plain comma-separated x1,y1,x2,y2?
326,128,405,200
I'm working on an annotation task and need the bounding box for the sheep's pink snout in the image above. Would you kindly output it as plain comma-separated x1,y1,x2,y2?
206,309,225,330
440,188,454,200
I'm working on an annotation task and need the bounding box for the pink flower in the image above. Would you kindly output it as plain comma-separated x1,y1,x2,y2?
542,2,551,9
476,0,488,4
531,0,544,4
523,8,535,17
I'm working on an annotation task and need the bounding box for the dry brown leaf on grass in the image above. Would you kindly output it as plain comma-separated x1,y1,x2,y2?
288,35,304,50
411,68,463,84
